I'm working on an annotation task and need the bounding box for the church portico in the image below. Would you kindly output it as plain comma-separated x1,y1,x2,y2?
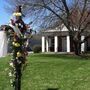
42,26,90,53
41,32,71,53
41,28,89,53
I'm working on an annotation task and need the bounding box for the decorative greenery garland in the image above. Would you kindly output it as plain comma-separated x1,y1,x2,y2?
2,6,34,90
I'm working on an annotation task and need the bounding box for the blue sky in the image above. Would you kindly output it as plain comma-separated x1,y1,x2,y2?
0,0,11,25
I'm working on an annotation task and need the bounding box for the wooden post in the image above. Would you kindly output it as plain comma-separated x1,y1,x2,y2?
13,5,24,90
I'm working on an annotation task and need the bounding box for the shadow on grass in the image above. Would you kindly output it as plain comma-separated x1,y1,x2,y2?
31,53,90,60
47,88,59,90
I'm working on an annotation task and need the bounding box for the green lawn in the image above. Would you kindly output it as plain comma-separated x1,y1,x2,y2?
0,54,90,90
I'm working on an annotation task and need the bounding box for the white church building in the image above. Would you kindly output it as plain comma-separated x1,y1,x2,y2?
41,26,90,53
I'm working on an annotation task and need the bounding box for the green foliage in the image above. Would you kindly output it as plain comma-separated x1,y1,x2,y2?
33,45,41,53
0,54,90,90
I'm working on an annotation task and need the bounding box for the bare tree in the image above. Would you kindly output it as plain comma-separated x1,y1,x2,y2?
4,0,90,55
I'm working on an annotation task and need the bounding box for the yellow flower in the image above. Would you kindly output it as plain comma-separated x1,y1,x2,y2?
13,12,22,16
14,43,20,47
17,52,22,57
12,42,20,47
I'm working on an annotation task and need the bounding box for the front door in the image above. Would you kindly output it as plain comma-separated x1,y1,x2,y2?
62,37,67,52
87,38,90,51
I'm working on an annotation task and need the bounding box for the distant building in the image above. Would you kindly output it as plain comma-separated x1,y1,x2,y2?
41,25,90,53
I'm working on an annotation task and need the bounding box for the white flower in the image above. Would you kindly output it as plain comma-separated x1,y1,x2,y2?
9,62,14,67
11,84,13,87
10,79,13,84
9,72,12,77
10,79,14,87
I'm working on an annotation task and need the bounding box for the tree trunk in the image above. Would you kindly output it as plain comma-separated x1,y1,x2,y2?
73,41,81,55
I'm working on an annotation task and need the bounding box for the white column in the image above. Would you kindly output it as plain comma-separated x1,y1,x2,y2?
81,36,85,52
46,37,49,52
42,36,45,52
54,36,58,52
67,35,70,52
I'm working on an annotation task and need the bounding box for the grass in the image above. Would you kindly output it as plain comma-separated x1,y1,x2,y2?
0,54,90,90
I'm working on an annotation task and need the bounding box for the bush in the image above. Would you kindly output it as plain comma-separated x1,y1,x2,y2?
33,45,41,53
